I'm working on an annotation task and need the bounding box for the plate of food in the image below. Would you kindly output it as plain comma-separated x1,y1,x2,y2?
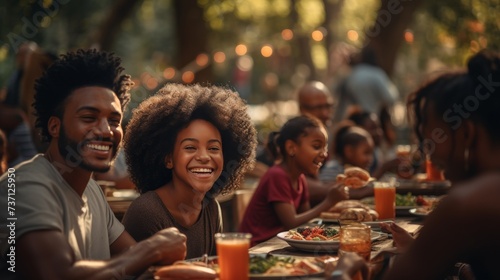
409,207,433,216
154,255,327,279
361,194,439,215
277,226,381,253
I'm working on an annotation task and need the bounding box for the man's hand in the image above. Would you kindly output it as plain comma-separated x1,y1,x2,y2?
151,227,187,265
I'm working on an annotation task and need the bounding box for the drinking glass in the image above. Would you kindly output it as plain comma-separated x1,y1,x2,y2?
373,182,396,220
339,224,372,280
425,156,445,181
215,232,251,280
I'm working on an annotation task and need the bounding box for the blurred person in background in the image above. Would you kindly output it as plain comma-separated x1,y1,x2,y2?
333,48,398,124
346,108,399,179
0,129,7,175
298,80,335,131
0,104,37,167
297,81,338,206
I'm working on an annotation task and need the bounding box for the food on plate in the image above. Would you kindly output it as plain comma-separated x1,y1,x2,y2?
339,208,378,222
154,261,217,279
286,226,340,241
414,197,441,215
320,200,378,221
249,255,323,276
344,167,371,181
328,200,370,212
336,167,372,188
395,193,440,207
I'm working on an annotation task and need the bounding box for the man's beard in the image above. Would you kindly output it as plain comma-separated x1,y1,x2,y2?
58,124,119,173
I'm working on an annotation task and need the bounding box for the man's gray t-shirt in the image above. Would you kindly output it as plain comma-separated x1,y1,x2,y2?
0,154,124,277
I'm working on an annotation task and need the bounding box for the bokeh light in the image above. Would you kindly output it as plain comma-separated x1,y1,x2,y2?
281,29,294,40
235,44,248,56
236,55,253,72
213,51,226,63
347,30,359,41
311,30,324,41
163,67,176,80
404,31,414,44
195,53,209,67
182,71,195,83
261,45,273,57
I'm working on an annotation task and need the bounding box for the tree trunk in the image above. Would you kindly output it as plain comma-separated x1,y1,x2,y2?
323,0,345,78
173,0,213,84
291,0,317,80
363,0,423,76
92,0,141,50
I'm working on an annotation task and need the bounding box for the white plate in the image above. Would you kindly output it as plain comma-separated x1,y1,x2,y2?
409,208,429,216
276,231,381,253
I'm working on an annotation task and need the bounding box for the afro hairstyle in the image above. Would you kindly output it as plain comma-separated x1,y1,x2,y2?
124,83,257,196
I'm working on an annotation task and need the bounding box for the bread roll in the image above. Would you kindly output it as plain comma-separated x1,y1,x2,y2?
328,200,369,212
368,209,379,220
319,211,341,220
343,176,368,189
344,167,370,181
338,208,373,222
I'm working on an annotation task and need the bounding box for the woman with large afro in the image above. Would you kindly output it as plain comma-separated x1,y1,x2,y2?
122,83,257,259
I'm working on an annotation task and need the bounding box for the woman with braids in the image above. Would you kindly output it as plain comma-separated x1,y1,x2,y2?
0,49,187,280
330,49,500,280
239,115,348,246
122,83,257,259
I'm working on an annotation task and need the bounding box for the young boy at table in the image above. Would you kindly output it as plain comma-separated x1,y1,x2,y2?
122,83,257,259
239,115,348,246
0,49,187,280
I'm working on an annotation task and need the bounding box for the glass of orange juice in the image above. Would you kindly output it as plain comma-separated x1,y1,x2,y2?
339,224,372,280
215,232,251,280
425,156,444,181
373,182,396,220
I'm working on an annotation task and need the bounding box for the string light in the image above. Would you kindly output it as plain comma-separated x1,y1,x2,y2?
213,51,226,63
281,29,294,40
347,30,359,41
182,71,195,83
311,30,324,41
235,44,248,56
404,30,414,44
261,45,273,57
163,67,176,80
196,53,209,66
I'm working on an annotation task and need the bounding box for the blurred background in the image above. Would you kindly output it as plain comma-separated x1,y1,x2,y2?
1,0,498,144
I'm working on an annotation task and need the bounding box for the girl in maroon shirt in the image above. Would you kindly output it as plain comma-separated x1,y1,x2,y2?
240,115,348,246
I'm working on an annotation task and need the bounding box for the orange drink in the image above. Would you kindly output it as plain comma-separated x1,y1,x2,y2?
339,224,372,280
339,238,372,261
215,233,251,280
426,158,444,181
373,182,396,219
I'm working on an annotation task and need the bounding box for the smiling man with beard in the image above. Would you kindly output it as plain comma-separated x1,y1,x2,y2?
0,49,187,280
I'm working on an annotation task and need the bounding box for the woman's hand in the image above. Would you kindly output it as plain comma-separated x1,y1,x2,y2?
380,222,414,250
